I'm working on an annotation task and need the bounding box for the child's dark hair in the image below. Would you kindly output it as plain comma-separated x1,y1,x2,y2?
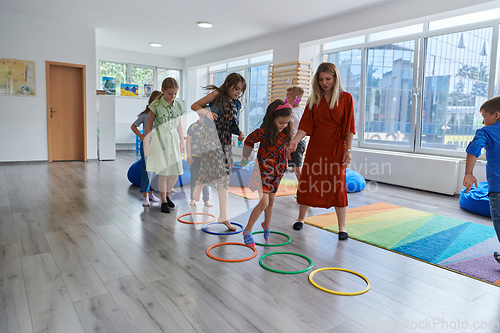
203,72,246,109
138,90,162,116
261,99,292,146
481,96,500,115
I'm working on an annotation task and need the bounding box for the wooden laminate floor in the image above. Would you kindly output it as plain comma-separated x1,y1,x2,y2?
1,151,500,333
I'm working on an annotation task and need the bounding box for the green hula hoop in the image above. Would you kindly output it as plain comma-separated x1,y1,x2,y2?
259,251,313,274
251,230,291,247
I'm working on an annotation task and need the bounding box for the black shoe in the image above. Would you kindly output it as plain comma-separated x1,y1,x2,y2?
166,196,175,208
494,252,500,264
339,232,349,241
293,221,304,230
161,202,170,213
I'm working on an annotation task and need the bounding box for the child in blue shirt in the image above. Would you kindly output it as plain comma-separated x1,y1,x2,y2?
463,96,500,265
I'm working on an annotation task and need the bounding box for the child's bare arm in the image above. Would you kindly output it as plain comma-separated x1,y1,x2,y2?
463,153,478,193
191,91,218,120
131,124,144,141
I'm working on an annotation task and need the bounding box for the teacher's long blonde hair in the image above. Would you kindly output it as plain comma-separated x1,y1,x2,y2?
308,62,344,110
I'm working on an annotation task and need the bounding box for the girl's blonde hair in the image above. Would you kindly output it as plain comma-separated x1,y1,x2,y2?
138,90,162,116
286,85,304,96
308,62,344,110
161,77,179,91
150,77,179,105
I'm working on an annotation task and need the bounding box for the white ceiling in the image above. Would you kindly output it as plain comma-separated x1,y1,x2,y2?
2,0,394,58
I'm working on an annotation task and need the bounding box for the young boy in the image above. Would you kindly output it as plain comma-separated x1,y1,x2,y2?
186,114,212,207
463,96,500,265
286,86,305,184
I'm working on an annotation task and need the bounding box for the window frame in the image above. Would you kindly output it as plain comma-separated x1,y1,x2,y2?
414,20,499,158
207,59,272,134
321,19,500,158
99,60,182,99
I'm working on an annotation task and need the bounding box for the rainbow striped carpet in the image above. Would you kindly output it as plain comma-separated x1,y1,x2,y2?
304,202,500,286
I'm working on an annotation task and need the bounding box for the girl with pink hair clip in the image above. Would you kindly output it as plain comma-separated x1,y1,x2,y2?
240,99,293,247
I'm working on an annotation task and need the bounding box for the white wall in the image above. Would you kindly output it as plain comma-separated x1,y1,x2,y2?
97,47,184,71
0,12,97,161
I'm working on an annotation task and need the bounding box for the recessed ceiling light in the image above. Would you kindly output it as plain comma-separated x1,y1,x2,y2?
150,42,162,47
197,22,212,28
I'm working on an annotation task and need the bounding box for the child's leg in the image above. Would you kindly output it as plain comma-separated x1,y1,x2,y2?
217,186,236,231
190,157,200,201
139,142,150,198
262,193,275,229
293,166,302,182
244,193,269,232
166,175,177,195
192,181,205,202
158,175,167,202
489,193,500,243
202,184,209,202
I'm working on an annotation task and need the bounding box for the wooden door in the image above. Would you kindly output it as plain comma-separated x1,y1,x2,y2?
46,62,87,162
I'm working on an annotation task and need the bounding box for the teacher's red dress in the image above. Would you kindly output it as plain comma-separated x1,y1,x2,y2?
297,92,355,208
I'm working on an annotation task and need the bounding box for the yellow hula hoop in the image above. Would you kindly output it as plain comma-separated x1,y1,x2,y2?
308,267,371,296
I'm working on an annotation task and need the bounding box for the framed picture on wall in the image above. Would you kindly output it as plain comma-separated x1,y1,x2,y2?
144,84,152,97
121,83,139,97
0,59,36,96
102,76,116,95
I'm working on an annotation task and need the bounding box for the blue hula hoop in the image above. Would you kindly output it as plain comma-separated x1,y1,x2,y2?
202,222,243,235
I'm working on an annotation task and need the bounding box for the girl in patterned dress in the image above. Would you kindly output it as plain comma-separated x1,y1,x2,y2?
191,73,246,231
144,78,185,213
240,99,293,247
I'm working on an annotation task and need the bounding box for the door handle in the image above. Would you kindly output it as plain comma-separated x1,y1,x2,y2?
50,108,57,118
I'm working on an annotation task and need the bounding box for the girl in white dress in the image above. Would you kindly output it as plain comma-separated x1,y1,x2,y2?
145,77,185,213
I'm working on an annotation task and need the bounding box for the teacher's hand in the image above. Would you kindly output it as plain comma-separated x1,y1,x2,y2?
342,150,351,166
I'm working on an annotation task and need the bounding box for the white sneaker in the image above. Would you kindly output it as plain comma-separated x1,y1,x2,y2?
149,192,160,202
170,187,177,194
142,197,151,206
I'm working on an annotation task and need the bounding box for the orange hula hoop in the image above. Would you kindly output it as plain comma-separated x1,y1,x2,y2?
206,242,257,262
177,212,216,224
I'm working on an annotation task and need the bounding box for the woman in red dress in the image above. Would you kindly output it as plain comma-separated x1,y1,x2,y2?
288,62,355,240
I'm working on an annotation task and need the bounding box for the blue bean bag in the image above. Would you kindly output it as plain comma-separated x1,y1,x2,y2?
229,161,255,187
459,182,491,217
127,159,191,190
174,159,191,187
346,169,366,192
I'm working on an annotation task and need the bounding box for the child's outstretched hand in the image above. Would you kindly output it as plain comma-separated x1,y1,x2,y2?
204,110,217,121
240,158,250,169
463,174,478,194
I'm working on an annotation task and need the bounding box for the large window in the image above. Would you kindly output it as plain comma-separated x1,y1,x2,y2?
322,17,499,157
131,66,153,97
100,62,127,95
247,64,269,131
365,40,415,147
99,61,181,98
420,27,493,152
207,54,272,134
325,48,362,142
